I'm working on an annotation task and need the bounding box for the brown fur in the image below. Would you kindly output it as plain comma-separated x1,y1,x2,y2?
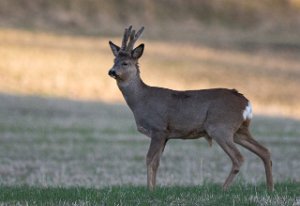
108,26,274,191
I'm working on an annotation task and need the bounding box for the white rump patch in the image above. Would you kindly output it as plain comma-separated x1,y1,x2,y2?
243,102,253,120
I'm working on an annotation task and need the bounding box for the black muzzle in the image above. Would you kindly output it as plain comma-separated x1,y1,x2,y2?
108,69,117,78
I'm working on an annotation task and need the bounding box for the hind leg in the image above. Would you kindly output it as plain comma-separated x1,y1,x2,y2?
234,127,274,191
207,128,244,190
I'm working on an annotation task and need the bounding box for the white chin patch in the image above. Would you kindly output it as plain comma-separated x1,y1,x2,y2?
243,102,253,120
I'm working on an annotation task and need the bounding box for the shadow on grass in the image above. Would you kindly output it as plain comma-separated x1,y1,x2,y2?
1,92,300,194
1,92,300,138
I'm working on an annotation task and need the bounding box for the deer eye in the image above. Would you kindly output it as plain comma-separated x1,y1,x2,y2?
122,62,129,66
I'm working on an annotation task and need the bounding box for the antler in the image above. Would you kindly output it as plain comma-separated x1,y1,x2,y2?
120,26,144,53
121,26,132,51
126,26,144,52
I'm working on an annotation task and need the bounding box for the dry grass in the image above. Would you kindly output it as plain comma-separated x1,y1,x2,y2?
0,94,300,188
0,28,300,117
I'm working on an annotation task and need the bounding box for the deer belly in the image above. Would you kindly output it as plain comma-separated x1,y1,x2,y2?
137,125,152,137
168,126,206,139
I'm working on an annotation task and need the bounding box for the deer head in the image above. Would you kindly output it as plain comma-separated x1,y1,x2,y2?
108,26,144,83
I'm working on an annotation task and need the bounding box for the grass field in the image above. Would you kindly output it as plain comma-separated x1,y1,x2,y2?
1,183,300,205
1,1,300,204
0,18,300,205
0,93,300,205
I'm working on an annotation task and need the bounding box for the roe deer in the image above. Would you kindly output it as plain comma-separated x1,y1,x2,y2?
107,26,274,191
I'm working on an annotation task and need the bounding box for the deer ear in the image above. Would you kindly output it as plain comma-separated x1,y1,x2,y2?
109,41,120,57
132,44,144,59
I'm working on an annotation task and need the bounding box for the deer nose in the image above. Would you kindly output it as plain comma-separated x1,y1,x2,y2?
108,69,116,77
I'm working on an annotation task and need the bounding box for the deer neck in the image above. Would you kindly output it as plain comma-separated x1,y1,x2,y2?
117,74,148,110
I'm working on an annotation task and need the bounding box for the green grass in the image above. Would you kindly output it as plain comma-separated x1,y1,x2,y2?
1,183,299,205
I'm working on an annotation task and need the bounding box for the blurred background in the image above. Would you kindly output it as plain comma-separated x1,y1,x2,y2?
0,0,300,188
1,0,300,117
